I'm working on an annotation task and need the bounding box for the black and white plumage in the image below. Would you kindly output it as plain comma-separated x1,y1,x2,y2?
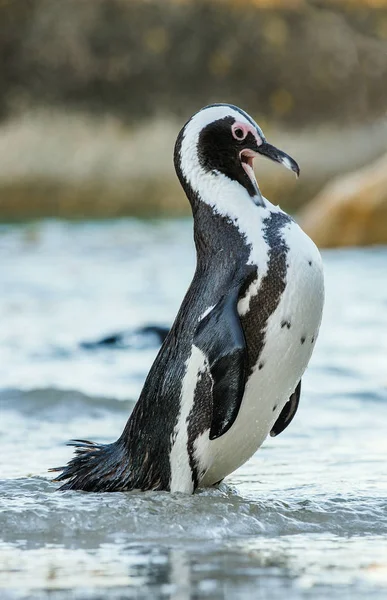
51,104,324,493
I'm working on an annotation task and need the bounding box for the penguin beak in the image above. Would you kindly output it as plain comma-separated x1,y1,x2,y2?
257,142,300,178
239,149,257,187
239,139,299,207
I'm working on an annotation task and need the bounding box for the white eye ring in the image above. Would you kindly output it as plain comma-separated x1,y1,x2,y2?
232,126,247,141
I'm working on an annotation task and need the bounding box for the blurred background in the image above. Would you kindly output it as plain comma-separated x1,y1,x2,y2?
0,0,386,244
1,1,387,599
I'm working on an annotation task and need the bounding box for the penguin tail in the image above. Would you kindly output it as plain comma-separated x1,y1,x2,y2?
50,439,131,492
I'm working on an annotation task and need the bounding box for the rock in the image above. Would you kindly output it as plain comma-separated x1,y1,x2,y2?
80,325,170,351
298,154,387,248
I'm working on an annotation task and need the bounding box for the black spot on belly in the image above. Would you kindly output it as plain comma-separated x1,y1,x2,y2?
311,335,315,344
273,404,278,412
308,260,312,266
241,212,291,375
281,320,291,329
300,336,306,345
258,362,264,370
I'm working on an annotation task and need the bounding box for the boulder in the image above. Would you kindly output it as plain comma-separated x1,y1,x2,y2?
298,154,387,248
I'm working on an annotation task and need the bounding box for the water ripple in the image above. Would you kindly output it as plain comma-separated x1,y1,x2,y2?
1,478,386,549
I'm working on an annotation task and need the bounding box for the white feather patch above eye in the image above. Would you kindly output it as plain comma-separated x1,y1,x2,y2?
186,106,253,140
177,104,284,267
179,107,260,214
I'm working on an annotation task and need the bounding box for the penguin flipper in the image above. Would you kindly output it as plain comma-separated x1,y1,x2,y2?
194,285,247,440
270,380,301,437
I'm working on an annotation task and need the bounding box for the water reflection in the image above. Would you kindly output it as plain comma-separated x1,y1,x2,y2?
120,538,387,600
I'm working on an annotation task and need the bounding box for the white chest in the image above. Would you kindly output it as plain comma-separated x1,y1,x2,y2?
200,217,324,486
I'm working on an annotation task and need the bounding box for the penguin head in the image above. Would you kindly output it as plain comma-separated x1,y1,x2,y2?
175,103,299,207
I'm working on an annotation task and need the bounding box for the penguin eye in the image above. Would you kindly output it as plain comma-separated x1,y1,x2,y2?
232,126,247,141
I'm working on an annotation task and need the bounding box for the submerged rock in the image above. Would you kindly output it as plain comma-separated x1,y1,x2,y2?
298,154,387,248
80,324,170,350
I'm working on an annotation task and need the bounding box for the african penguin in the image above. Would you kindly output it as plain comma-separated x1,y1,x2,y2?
51,104,324,494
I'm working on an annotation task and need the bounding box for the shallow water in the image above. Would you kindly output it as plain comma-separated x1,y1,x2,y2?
0,220,387,599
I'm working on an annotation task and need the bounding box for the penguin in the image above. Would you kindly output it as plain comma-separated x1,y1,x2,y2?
51,104,324,494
